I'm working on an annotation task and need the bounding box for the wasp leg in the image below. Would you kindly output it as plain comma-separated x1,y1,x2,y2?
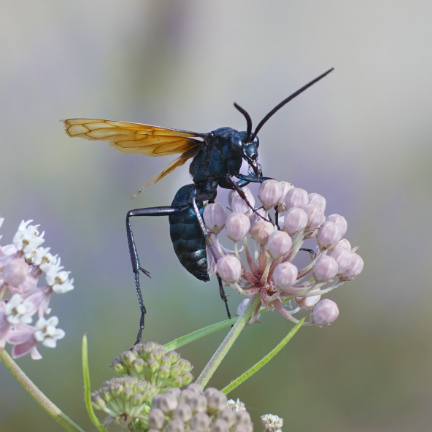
191,194,232,320
127,206,180,344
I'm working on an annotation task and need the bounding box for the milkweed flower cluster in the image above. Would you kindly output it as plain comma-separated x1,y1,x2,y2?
204,180,364,326
92,342,254,431
0,216,73,359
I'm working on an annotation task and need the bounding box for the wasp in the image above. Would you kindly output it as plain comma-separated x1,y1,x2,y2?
64,68,333,342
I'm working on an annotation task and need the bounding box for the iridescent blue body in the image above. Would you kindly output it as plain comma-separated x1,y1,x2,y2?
169,184,209,281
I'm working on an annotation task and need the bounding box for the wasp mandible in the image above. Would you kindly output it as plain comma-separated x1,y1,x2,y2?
64,68,333,343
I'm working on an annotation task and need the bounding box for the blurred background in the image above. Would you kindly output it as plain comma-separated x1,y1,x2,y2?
1,1,431,431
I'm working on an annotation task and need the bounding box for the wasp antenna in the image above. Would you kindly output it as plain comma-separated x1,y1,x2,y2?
234,102,253,142
251,67,334,141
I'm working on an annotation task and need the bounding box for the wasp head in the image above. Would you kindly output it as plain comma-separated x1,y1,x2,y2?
229,130,261,179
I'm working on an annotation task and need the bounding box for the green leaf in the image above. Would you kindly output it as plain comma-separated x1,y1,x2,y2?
221,318,304,394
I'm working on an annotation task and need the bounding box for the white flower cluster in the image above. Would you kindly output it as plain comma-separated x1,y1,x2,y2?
0,216,73,359
204,180,364,326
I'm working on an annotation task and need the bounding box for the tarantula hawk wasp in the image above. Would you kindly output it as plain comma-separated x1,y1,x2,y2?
64,68,333,343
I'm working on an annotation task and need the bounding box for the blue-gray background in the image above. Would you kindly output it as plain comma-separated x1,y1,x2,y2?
1,1,431,431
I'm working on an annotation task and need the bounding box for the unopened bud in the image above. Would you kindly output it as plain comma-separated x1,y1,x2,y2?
282,207,308,236
313,255,338,282
204,203,226,234
311,299,339,326
304,203,325,230
317,221,342,249
285,187,309,209
267,231,292,258
250,221,274,245
326,214,348,237
328,245,352,275
272,262,298,290
229,188,255,215
217,255,242,283
226,213,250,242
258,180,282,209
296,294,321,309
2,259,29,286
308,193,326,212
190,412,210,431
340,252,364,280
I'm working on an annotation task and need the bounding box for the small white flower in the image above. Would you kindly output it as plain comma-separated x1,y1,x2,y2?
4,294,33,325
34,316,65,348
13,220,45,255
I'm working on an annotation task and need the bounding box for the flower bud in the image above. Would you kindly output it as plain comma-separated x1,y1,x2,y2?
311,299,339,326
174,403,192,422
317,221,342,250
278,181,294,211
267,231,292,258
303,203,325,230
203,203,226,234
326,214,348,237
148,408,166,429
205,387,227,412
296,294,321,309
228,187,255,215
340,252,364,280
190,412,210,431
308,193,326,212
312,255,338,282
250,221,274,245
328,245,352,275
217,255,242,283
249,208,267,227
272,262,298,290
226,213,250,242
282,207,308,236
335,238,352,250
285,187,309,209
2,259,29,286
258,179,282,210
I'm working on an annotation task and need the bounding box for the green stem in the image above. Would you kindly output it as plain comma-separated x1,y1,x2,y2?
0,347,85,432
195,293,260,388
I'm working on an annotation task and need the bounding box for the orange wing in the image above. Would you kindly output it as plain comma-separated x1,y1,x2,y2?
64,118,204,156
64,118,205,193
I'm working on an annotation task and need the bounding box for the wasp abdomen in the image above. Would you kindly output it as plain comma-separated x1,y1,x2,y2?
169,185,209,282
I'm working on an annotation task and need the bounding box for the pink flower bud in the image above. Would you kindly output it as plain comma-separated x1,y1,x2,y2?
250,221,274,245
335,238,352,250
282,207,308,236
308,193,326,212
226,212,250,242
258,180,283,209
203,203,226,234
273,262,298,290
328,245,352,275
340,253,364,280
304,203,325,230
296,294,321,309
313,255,338,282
267,231,292,258
217,255,242,283
311,299,339,326
2,259,29,287
278,181,294,210
317,221,342,250
285,187,309,210
326,214,348,237
228,187,255,215
249,208,267,227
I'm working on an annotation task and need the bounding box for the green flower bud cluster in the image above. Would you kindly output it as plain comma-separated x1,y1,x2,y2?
147,384,253,432
111,342,194,391
91,342,195,430
91,377,158,425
